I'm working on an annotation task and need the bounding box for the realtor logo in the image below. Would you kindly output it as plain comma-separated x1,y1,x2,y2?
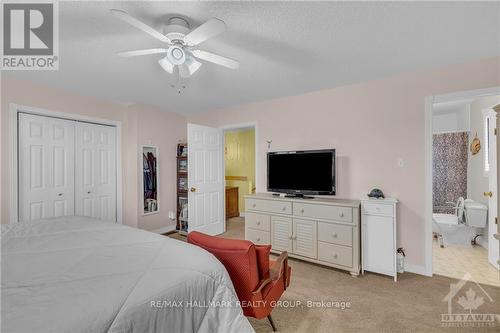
1,1,59,69
441,273,498,328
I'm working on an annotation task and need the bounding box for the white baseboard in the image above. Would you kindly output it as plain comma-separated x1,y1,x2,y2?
404,263,431,276
151,224,176,234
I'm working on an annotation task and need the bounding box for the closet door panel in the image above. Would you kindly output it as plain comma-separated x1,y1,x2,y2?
75,122,116,222
18,114,75,221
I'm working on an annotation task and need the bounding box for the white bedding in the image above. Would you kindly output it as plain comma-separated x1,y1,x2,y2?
1,217,254,333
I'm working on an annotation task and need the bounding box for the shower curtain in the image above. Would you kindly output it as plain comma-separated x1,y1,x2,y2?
433,132,469,214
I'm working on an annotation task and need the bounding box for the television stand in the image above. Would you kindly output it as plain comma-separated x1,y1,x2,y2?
284,193,314,199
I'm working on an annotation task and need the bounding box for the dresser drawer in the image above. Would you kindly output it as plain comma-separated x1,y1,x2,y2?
293,202,352,222
317,222,352,247
246,198,291,215
246,229,270,245
318,242,352,267
245,212,271,231
362,202,393,217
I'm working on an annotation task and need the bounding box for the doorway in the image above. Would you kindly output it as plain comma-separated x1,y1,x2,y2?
223,124,257,239
427,92,500,286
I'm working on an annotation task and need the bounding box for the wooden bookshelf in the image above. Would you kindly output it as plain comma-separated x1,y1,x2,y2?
176,143,188,235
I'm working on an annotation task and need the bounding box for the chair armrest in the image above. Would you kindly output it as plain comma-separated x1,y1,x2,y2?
251,251,288,295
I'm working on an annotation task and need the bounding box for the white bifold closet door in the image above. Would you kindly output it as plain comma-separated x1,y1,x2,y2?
19,113,75,221
75,122,116,222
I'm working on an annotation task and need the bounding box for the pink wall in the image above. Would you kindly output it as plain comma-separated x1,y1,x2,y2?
132,104,186,231
1,75,186,231
189,57,500,269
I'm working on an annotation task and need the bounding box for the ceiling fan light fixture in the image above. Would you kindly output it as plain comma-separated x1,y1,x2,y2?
185,56,202,75
166,45,186,65
158,56,174,74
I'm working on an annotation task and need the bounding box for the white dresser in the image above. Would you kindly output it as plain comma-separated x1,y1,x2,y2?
245,193,361,276
361,198,398,281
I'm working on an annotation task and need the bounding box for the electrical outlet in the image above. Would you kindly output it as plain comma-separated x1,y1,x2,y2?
397,158,405,168
168,211,176,220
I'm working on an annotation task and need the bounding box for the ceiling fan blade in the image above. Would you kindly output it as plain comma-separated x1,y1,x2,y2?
110,9,171,43
191,50,239,69
158,56,174,74
183,18,226,46
178,64,191,78
185,56,202,76
118,48,167,57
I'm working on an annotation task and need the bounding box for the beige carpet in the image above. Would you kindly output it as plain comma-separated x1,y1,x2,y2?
168,218,500,333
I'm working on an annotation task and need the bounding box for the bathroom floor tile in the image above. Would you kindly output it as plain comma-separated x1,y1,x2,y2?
432,238,499,286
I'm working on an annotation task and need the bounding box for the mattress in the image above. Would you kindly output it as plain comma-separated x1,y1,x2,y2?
1,217,254,333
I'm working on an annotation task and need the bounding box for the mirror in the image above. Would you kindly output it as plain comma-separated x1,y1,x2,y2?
142,146,159,215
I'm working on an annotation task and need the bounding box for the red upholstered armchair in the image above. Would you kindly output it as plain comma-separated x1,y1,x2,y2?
187,231,291,331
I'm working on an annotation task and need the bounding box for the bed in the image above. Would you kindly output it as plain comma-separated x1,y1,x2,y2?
1,217,254,333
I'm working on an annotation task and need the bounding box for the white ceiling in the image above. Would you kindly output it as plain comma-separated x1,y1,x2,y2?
9,1,500,115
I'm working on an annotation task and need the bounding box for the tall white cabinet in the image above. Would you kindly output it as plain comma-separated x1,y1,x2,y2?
18,113,117,222
361,198,398,281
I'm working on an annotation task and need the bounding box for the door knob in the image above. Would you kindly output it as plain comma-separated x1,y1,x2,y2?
190,187,197,192
87,191,91,194
484,191,493,197
58,193,63,196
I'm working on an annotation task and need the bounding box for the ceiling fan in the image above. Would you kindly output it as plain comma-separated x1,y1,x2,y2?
110,9,240,78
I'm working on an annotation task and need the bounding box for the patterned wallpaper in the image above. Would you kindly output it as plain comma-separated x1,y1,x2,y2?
433,132,469,214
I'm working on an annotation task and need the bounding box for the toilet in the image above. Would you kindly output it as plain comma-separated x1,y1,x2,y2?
433,198,487,247
464,199,488,228
464,200,488,245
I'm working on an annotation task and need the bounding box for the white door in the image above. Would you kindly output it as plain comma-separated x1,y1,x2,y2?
293,219,317,258
18,113,75,221
75,122,117,222
271,216,293,252
187,123,224,235
487,112,499,269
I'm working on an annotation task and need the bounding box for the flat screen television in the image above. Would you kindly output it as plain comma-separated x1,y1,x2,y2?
267,149,336,197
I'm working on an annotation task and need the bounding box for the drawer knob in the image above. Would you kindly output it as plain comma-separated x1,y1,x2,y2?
332,253,338,259
339,212,344,217
292,235,297,240
282,207,286,211
253,204,257,208
257,221,261,225
300,209,304,213
332,233,338,238
257,237,261,242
